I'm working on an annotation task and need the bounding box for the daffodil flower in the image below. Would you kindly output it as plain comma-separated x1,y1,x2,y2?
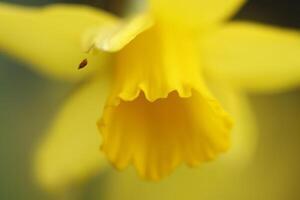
1,0,300,190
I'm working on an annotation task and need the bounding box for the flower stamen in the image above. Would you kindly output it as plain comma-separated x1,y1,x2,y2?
78,58,88,70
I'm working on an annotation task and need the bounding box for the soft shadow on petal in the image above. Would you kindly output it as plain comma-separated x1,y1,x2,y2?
202,22,300,93
0,3,118,81
34,73,111,192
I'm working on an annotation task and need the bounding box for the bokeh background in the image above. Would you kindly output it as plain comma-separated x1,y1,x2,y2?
0,0,299,199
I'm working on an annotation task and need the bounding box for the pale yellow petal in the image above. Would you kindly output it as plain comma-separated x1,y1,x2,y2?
202,22,300,93
0,3,118,81
221,92,257,165
86,13,154,52
98,23,232,180
208,82,258,166
34,73,111,191
149,0,245,28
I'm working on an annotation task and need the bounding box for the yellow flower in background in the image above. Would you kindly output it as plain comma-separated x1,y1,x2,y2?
0,0,300,190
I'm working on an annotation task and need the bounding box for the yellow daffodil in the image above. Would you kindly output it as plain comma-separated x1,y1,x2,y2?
1,0,300,190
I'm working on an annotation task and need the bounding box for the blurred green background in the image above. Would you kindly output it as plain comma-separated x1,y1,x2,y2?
0,0,299,199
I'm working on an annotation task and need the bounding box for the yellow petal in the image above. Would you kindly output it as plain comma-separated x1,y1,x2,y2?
0,3,118,81
86,13,154,52
98,23,232,180
34,74,111,191
100,89,258,200
221,92,257,165
202,22,300,93
149,0,245,28
208,81,258,166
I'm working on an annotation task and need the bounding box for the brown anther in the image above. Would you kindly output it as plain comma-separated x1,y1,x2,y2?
78,58,88,69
